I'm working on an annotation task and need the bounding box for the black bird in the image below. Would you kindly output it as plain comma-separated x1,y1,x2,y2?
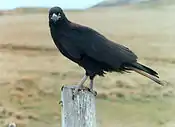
48,7,163,98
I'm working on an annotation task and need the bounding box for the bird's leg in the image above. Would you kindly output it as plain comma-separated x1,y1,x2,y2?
77,74,88,88
72,74,88,100
88,79,97,96
84,76,97,96
89,79,94,89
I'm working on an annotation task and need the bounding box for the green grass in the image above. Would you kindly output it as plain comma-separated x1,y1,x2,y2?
96,98,175,127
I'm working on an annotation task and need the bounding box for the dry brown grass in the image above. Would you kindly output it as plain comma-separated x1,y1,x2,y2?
0,6,175,127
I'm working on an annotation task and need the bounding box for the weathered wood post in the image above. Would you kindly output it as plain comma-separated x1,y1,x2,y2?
61,85,96,127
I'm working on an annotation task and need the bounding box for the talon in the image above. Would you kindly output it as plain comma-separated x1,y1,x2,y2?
85,87,91,91
72,87,84,100
89,89,97,96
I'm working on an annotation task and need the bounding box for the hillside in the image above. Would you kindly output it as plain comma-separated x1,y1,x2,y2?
0,7,84,16
92,0,175,8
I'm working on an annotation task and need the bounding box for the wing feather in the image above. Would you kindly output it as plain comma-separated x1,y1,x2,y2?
71,24,138,69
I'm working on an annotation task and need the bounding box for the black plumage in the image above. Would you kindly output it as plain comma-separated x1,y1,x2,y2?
48,6,163,95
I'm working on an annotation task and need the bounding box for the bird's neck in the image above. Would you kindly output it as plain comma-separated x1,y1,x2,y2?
49,19,70,31
49,19,71,43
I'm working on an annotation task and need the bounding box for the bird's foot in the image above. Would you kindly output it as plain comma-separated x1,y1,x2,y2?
72,85,86,100
72,87,97,100
85,87,97,96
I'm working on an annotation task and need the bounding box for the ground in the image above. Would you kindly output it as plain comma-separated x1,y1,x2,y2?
0,6,175,127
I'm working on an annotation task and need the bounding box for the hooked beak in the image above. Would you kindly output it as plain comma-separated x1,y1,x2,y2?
51,13,61,22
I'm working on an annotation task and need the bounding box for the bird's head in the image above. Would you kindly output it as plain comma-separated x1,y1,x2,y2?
49,6,66,24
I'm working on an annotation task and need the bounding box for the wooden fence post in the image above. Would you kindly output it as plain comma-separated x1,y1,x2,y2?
61,85,96,127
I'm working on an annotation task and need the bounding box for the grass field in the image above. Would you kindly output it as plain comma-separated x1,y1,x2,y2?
0,6,175,127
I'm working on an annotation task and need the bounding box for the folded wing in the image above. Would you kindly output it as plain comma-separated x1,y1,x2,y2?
71,24,138,69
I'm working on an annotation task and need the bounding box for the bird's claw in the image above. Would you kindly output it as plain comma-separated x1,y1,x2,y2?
85,87,97,96
72,87,84,100
72,87,97,100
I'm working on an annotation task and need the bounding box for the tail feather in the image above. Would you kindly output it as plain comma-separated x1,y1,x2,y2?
123,62,163,85
131,62,159,78
131,68,163,85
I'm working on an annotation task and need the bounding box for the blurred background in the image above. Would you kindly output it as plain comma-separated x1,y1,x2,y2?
0,0,175,127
